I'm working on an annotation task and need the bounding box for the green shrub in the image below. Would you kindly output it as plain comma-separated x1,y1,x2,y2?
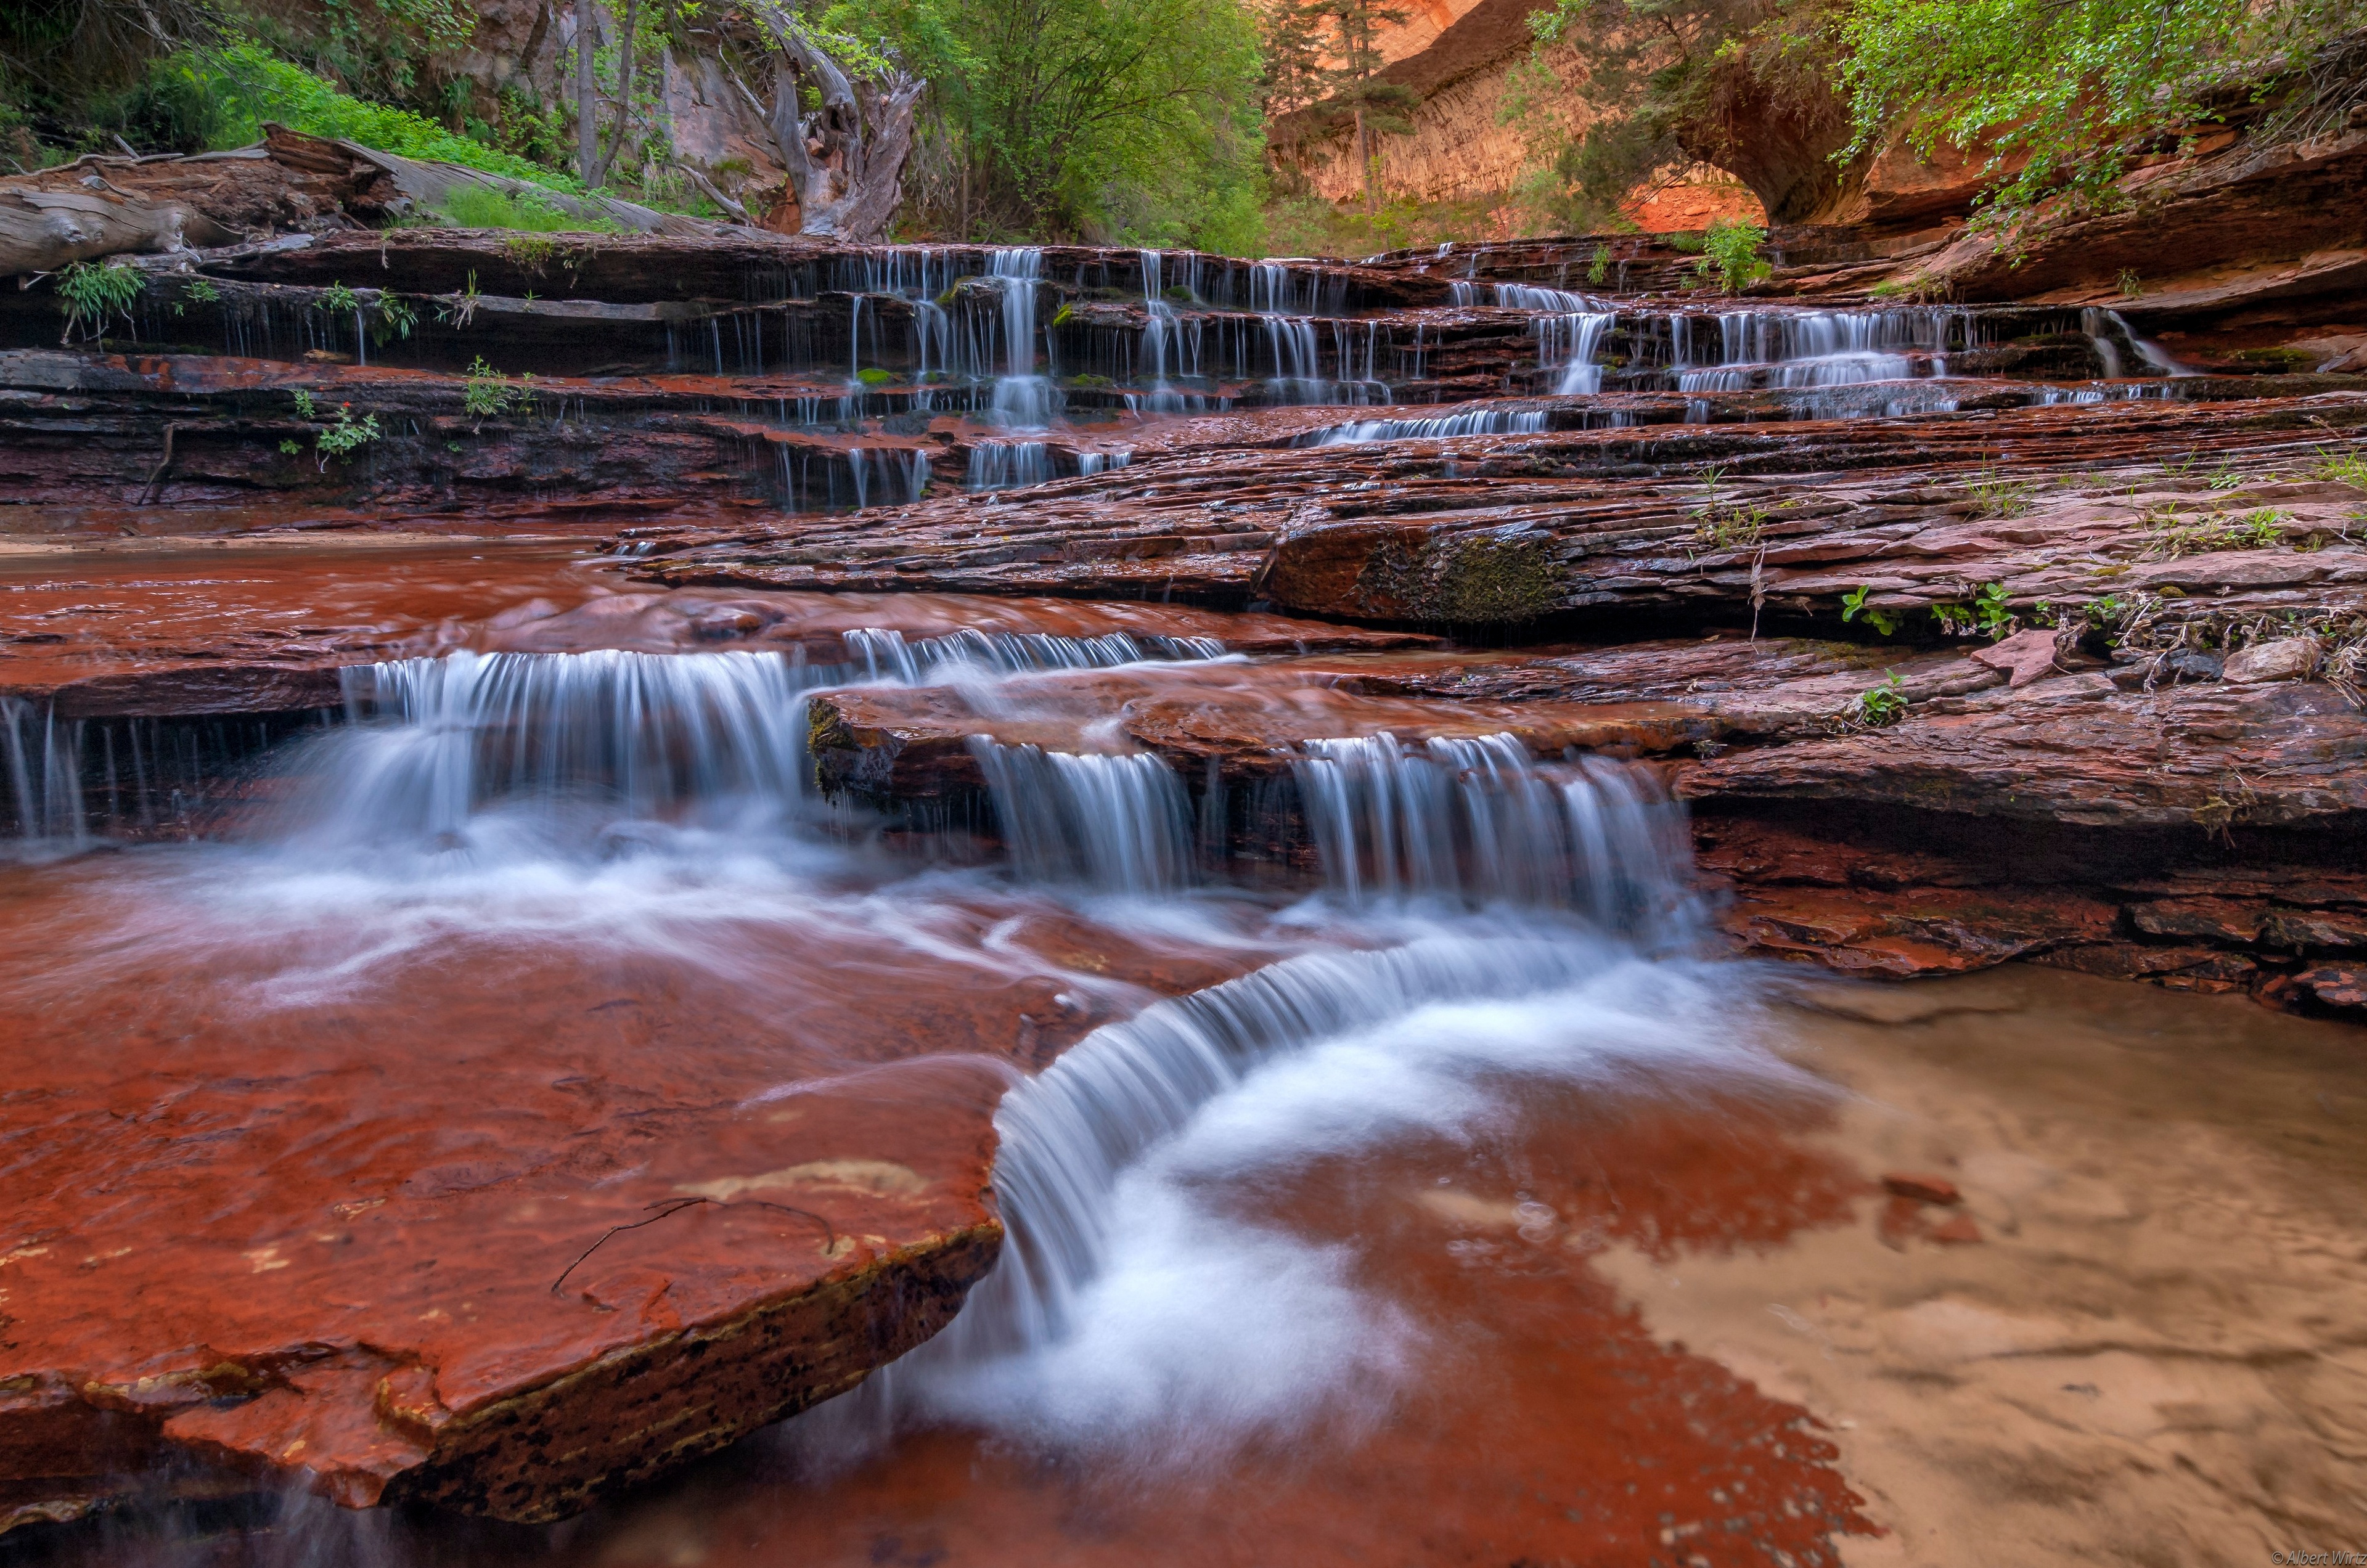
314,404,381,462
462,356,533,417
1694,218,1770,293
156,42,581,194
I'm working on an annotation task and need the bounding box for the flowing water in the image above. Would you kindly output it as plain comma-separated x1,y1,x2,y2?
0,569,1878,1562
0,236,2305,1565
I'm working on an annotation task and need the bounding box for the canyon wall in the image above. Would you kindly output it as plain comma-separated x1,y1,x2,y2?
1269,0,1763,232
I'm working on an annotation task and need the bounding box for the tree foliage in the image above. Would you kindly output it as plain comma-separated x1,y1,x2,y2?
833,0,1265,247
1838,0,2357,219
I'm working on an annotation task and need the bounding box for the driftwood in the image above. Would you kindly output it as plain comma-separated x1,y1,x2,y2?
1,179,239,277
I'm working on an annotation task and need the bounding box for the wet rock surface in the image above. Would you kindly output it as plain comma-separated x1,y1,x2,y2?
6,206,2367,1552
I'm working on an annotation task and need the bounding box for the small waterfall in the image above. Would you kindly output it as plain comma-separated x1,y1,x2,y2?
1534,312,1613,394
307,650,819,844
1074,447,1132,476
1494,284,1602,312
794,927,1767,1458
846,447,932,509
1139,249,1184,413
842,627,1225,681
1292,733,1690,926
1314,409,1547,446
1667,308,1961,396
990,248,1057,427
2,698,86,844
969,741,1195,894
967,440,1052,491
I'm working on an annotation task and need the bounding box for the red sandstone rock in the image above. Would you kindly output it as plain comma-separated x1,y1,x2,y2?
1928,1214,1985,1245
1881,1173,1962,1206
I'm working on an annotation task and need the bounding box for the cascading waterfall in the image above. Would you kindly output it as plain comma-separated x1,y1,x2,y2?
311,650,822,844
1314,409,1548,445
1138,248,1186,413
990,248,1058,427
1535,312,1614,394
968,741,1196,894
967,441,1053,491
842,627,1225,682
1293,733,1691,928
792,917,1768,1460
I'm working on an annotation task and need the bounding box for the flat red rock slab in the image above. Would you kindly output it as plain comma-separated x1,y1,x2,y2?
0,543,1435,717
0,858,1281,1526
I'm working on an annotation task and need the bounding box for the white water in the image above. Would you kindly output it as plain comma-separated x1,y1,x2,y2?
1,696,86,847
1315,409,1548,445
1536,311,1614,394
20,634,1773,1494
990,248,1058,427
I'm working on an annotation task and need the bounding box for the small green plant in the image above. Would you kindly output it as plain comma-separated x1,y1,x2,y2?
1586,243,1612,285
2117,269,2143,298
313,404,380,467
55,259,146,343
1964,467,2040,518
1973,581,2016,640
440,271,484,330
1841,585,1902,637
1693,218,1771,294
320,281,361,316
1050,303,1074,327
279,439,303,455
1693,507,1767,552
290,388,318,419
372,295,417,346
2140,504,2293,559
171,276,221,317
2312,446,2367,489
462,356,533,419
856,367,893,386
1850,672,1908,728
2206,464,2245,491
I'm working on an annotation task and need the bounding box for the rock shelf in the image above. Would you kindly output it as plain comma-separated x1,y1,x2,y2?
4,178,2367,1539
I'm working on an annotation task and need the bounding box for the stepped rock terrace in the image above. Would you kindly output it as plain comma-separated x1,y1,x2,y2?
3,208,2366,1564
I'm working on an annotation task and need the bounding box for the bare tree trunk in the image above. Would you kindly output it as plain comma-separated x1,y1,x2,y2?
594,0,641,187
1357,107,1376,217
575,0,599,186
734,6,925,244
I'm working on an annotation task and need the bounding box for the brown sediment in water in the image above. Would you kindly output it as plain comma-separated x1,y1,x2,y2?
1602,964,2367,1564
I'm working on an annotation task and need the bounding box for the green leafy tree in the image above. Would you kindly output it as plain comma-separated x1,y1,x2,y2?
1838,0,2354,224
857,0,1265,245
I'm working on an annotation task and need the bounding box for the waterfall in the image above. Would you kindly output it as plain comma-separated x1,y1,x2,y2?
1495,284,1602,312
841,627,1225,682
990,248,1057,427
1314,409,1547,446
788,926,1775,1461
969,741,1196,894
1534,312,1613,394
1292,733,1690,926
967,440,1052,491
1139,248,1184,412
2,698,86,845
296,651,822,846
